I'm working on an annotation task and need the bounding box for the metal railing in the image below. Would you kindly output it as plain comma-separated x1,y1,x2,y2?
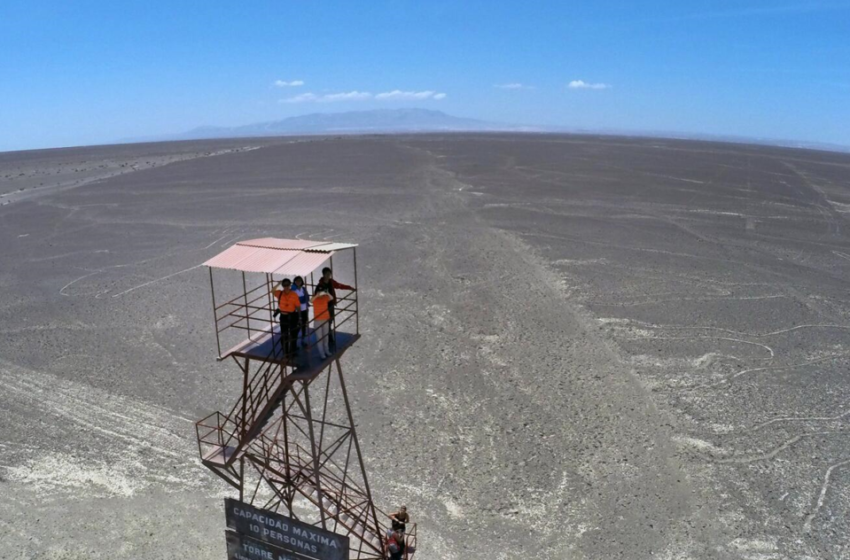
210,275,358,363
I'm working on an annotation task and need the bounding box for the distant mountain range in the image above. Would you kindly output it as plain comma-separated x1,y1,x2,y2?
132,109,530,142
122,108,849,153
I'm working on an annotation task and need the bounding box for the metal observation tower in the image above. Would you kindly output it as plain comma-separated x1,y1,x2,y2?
194,238,416,560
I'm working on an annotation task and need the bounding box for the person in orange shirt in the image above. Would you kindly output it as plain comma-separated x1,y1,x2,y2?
314,267,355,351
310,287,333,359
273,278,301,358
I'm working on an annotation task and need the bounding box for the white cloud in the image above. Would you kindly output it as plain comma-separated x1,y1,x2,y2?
374,90,446,100
321,90,372,102
274,80,305,87
494,83,534,90
281,93,320,103
280,91,371,103
280,89,447,103
568,80,611,90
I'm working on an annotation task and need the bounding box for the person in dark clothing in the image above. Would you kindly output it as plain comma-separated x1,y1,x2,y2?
313,267,354,351
272,278,301,358
389,506,409,533
386,529,405,560
292,276,310,347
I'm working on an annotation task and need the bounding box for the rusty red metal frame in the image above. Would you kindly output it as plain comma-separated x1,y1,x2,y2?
196,242,413,559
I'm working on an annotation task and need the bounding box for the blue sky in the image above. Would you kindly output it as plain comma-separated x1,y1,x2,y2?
1,1,849,151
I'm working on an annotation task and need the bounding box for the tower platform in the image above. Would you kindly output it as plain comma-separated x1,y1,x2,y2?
221,325,359,375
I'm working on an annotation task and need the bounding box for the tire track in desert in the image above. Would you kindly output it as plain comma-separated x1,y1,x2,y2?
0,358,234,558
361,143,728,559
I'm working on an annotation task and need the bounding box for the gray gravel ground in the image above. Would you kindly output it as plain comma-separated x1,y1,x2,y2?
1,134,848,559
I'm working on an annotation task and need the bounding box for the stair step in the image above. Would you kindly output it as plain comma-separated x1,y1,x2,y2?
202,444,239,466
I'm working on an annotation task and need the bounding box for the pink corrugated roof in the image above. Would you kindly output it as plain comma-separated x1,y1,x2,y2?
238,238,327,250
204,238,352,275
234,249,298,273
203,244,258,269
304,242,358,252
273,251,333,277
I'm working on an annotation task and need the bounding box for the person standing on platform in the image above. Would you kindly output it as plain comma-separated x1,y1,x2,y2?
386,529,405,560
311,287,333,360
292,276,310,348
273,278,301,358
314,267,354,351
389,506,410,534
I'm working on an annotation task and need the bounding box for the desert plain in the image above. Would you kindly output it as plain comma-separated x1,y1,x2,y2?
1,134,850,559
